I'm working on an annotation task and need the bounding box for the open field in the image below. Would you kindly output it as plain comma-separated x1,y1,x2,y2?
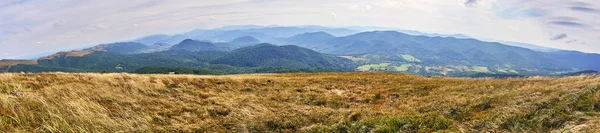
1,73,600,132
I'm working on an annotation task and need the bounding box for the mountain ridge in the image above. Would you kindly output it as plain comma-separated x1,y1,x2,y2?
170,39,231,52
3,26,599,76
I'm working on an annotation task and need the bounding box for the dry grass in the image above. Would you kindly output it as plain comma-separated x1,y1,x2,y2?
38,50,93,60
1,72,600,132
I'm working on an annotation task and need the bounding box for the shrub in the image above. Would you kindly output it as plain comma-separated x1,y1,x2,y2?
374,93,382,100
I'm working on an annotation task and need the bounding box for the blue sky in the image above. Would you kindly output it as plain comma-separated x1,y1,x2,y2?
1,0,599,59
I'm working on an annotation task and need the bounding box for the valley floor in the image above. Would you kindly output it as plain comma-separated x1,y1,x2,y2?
1,73,600,132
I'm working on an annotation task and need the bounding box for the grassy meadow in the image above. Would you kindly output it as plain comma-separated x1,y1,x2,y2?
1,72,600,132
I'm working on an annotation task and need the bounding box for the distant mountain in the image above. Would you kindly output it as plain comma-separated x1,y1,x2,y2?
281,31,599,75
213,25,271,31
139,43,171,53
284,32,335,48
170,39,231,52
240,26,357,37
498,41,560,52
545,50,600,71
133,34,171,45
86,42,148,54
397,31,560,53
229,36,260,47
210,31,274,42
131,25,360,45
561,70,599,76
216,25,358,37
344,26,562,52
345,26,472,39
39,50,94,60
210,44,354,69
9,44,354,73
5,25,599,76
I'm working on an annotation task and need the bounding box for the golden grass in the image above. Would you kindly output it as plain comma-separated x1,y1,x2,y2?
0,72,600,132
38,50,93,60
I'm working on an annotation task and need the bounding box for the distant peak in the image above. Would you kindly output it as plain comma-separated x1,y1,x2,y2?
345,30,408,37
254,43,276,46
292,31,336,38
234,36,258,40
311,31,329,34
230,36,261,44
181,39,196,42
178,39,214,45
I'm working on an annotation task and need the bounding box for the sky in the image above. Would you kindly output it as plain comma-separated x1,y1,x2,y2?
1,0,600,59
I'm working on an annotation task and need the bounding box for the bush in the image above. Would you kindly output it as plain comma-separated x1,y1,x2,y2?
374,93,382,100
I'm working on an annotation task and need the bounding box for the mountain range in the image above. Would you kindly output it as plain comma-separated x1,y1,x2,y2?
1,25,598,76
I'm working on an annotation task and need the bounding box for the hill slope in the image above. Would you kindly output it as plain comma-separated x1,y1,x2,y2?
170,39,231,52
87,42,149,54
1,73,599,132
286,31,600,75
210,43,354,68
229,36,261,48
283,32,336,49
0,59,37,72
10,44,354,73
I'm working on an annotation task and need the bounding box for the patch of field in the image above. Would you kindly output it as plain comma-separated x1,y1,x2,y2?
472,66,492,73
509,69,519,73
357,63,390,71
425,66,444,73
399,54,422,62
441,67,455,75
497,69,509,73
339,56,367,62
497,68,519,74
1,73,600,132
394,64,411,71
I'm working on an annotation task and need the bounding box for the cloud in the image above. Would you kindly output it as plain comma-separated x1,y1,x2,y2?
1,30,18,35
571,6,598,13
23,27,32,33
571,2,592,6
0,0,34,8
550,16,580,21
119,0,163,12
79,24,110,33
549,21,587,27
524,8,547,17
463,0,481,7
498,7,547,19
550,33,568,40
52,20,67,28
330,12,337,20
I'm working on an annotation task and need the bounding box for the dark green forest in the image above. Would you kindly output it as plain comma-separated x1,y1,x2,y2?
10,44,354,75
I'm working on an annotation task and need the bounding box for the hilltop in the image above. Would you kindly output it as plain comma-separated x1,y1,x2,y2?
1,73,599,132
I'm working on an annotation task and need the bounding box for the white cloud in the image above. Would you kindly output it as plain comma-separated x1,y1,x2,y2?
330,12,338,20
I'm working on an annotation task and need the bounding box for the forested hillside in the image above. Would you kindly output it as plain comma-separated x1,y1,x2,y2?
9,43,353,74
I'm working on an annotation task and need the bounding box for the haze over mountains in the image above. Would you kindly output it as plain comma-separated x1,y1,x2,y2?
1,25,598,76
